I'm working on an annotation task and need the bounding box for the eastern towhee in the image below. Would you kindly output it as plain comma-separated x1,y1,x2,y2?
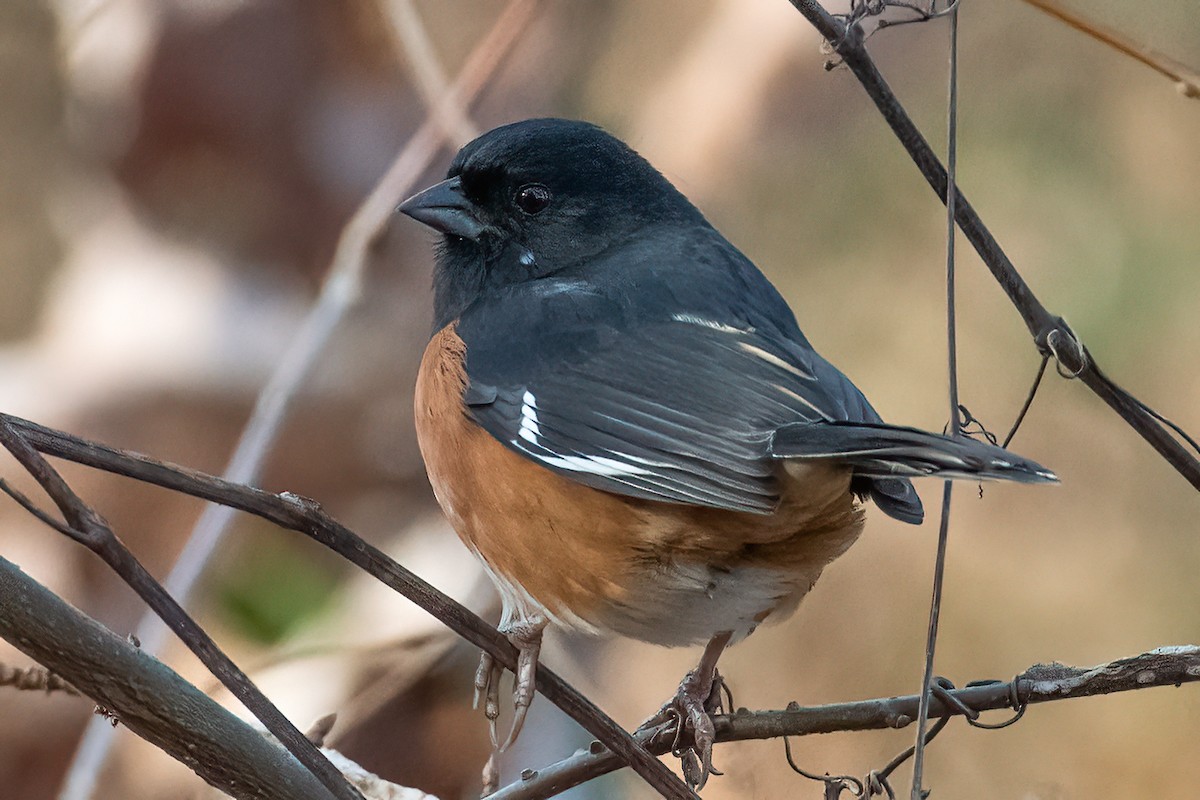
399,118,1055,785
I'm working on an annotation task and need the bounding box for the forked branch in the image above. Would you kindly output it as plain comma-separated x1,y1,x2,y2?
0,413,693,800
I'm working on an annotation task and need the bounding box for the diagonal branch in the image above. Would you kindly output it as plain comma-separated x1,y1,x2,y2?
124,0,538,677
0,659,80,696
1019,0,1200,99
785,0,1200,491
0,421,365,800
0,556,337,800
60,2,551,797
491,646,1200,799
0,413,694,800
386,0,481,145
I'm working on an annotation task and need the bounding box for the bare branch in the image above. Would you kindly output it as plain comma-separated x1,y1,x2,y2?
1020,0,1200,99
0,413,693,800
0,556,336,800
784,0,1200,491
0,421,366,800
63,2,541,797
491,647,1200,799
386,0,480,146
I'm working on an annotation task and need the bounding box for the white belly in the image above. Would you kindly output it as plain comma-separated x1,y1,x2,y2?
589,560,824,647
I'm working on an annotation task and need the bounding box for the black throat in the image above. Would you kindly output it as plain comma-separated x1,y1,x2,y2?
431,236,532,333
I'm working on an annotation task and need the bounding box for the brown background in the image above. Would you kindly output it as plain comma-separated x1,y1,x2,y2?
1,1,1198,798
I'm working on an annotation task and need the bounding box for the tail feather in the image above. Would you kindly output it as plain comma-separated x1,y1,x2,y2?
860,476,925,525
771,421,1058,484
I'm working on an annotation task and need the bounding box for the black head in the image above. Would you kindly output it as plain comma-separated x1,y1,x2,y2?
398,118,707,330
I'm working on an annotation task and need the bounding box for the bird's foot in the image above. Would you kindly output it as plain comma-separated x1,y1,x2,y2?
638,668,728,790
474,616,547,752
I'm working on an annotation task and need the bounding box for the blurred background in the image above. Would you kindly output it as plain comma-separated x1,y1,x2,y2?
1,1,1197,798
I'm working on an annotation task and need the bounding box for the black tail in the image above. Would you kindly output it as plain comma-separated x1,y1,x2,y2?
771,421,1057,524
771,421,1057,482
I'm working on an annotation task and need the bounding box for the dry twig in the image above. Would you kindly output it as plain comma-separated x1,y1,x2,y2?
490,647,1200,799
1020,0,1200,99
0,420,367,800
0,556,339,800
0,413,693,800
786,0,1200,489
386,0,480,145
62,2,539,798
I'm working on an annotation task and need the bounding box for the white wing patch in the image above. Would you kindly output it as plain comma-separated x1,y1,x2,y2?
531,452,654,476
669,316,817,385
514,390,656,477
738,342,815,380
518,390,541,443
772,382,833,420
671,313,748,334
528,278,593,298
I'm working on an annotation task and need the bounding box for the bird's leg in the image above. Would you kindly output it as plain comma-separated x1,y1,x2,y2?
638,631,733,790
474,614,548,752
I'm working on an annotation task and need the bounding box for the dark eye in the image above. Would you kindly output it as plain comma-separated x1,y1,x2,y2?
514,184,551,215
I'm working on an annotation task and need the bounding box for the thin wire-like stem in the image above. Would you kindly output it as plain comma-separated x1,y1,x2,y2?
59,4,539,799
909,487,951,799
1001,355,1049,449
910,7,958,797
786,0,1200,490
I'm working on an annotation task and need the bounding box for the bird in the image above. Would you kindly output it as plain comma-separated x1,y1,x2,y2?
398,117,1055,787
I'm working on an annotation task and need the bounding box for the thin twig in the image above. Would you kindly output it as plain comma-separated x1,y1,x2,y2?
785,0,1200,490
911,7,959,797
1001,355,1049,449
0,421,366,800
0,477,78,538
489,646,1200,799
0,413,694,800
1019,0,1200,99
61,3,538,798
386,0,480,146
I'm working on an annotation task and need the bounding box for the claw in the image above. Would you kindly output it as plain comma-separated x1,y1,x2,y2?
637,632,733,791
472,616,548,754
473,651,492,710
680,748,705,790
500,630,542,751
474,651,504,747
688,699,716,785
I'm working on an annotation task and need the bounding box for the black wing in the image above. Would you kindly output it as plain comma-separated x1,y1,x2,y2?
459,286,878,514
454,221,921,517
